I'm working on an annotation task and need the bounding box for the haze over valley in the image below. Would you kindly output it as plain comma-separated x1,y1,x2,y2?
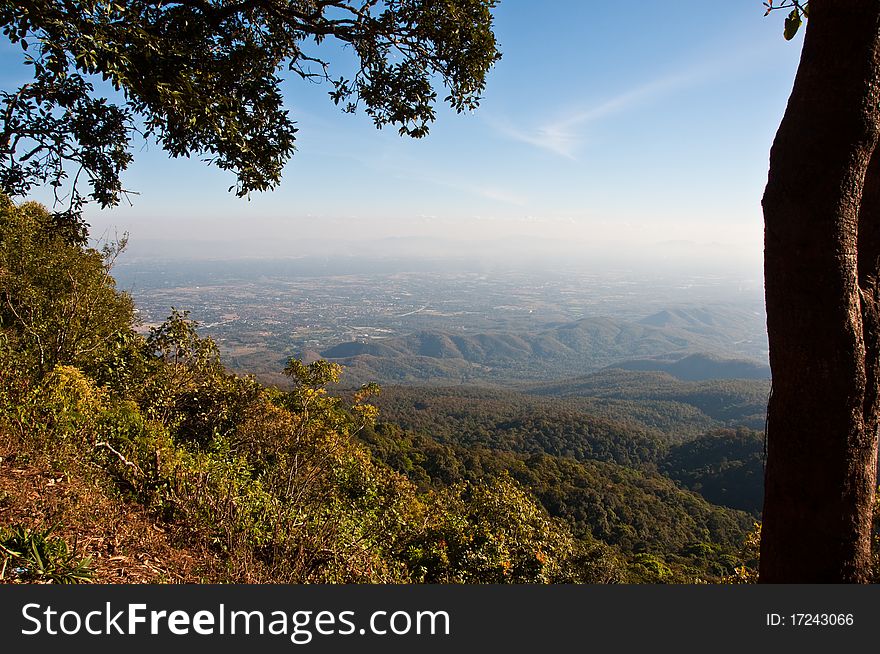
115,253,768,388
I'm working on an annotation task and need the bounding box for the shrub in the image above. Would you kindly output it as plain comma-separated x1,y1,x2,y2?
0,524,94,584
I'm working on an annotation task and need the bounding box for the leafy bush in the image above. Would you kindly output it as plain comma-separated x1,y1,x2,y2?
400,476,624,584
723,523,761,584
36,365,104,441
0,196,134,378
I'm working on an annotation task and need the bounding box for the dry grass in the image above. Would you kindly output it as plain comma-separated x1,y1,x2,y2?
0,432,223,583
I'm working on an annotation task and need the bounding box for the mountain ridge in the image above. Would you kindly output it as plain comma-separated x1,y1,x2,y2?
317,307,768,385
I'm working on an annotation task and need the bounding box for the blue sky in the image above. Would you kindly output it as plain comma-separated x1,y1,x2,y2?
6,2,805,264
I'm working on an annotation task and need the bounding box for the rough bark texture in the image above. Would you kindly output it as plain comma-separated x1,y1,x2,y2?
761,0,880,582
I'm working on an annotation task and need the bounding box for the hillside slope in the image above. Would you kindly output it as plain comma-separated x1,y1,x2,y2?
610,353,770,381
319,308,768,385
0,434,222,583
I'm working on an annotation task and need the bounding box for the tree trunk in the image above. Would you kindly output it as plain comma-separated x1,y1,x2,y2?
761,0,880,582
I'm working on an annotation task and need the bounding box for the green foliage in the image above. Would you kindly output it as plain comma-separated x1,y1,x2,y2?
0,524,94,584
0,332,35,431
135,310,261,444
373,385,665,468
530,370,769,435
628,553,673,583
364,386,756,555
763,1,808,40
724,523,761,584
507,454,751,555
6,340,633,583
784,10,803,40
661,428,764,514
0,0,500,225
89,329,149,398
402,477,624,583
35,364,104,442
0,196,134,375
93,400,178,502
285,358,343,388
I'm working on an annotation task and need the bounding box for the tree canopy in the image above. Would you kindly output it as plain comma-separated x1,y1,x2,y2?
0,0,501,237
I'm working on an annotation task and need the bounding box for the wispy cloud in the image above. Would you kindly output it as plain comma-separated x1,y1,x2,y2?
475,186,528,206
486,45,771,160
389,170,529,207
488,70,700,159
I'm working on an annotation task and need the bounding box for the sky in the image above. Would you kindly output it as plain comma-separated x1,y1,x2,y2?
5,2,805,268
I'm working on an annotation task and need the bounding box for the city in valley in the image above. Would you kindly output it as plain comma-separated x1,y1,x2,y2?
114,255,768,386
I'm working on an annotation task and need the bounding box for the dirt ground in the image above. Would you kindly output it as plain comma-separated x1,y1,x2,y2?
0,433,222,583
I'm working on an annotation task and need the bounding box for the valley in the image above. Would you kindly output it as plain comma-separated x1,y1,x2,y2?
95,255,773,580
115,257,768,386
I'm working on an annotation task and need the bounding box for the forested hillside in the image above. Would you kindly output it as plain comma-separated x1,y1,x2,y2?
528,370,769,433
0,197,774,583
318,318,769,386
369,384,766,518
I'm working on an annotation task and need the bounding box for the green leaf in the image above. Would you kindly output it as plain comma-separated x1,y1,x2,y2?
784,10,802,41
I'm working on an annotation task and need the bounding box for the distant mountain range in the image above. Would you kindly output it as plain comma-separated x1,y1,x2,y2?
316,306,768,385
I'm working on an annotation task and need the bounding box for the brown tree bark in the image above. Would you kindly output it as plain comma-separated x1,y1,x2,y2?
761,0,880,582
